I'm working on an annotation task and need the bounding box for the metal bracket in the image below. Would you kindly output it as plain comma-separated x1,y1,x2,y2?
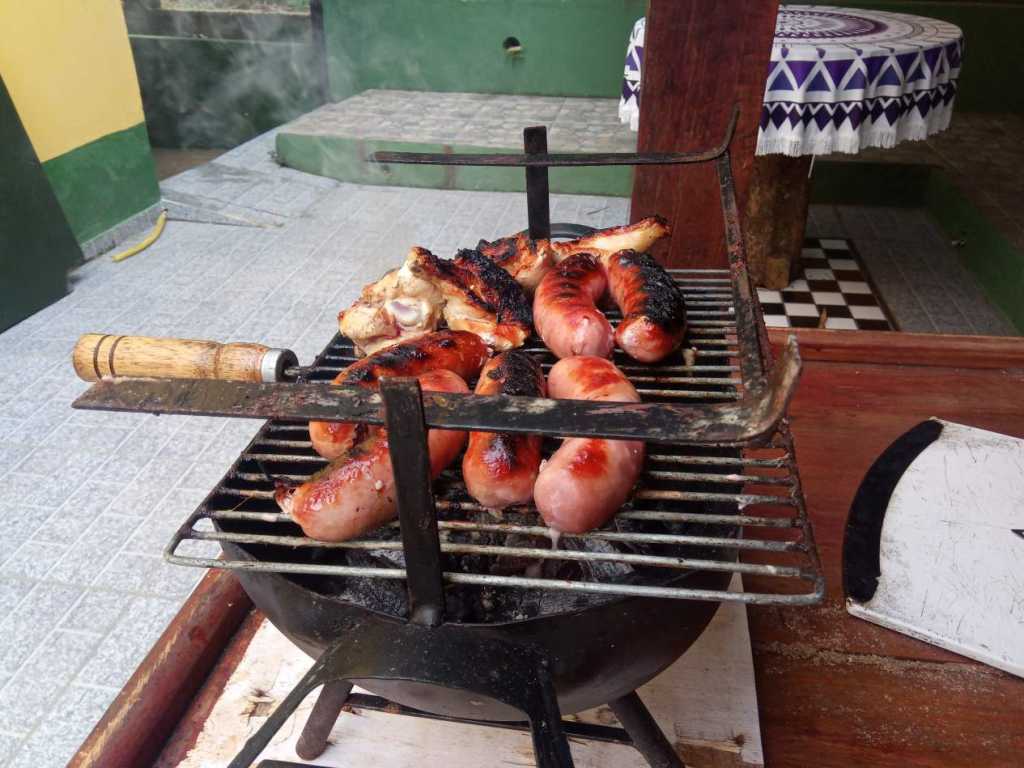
379,378,446,626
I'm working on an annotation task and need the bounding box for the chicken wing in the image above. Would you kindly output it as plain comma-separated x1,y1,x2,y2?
339,247,531,356
475,216,671,292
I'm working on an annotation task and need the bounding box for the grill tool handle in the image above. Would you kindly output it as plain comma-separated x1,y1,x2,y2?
72,334,297,383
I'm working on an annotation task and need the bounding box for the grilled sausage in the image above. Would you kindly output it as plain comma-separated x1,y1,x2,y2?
309,330,488,460
533,357,645,534
281,369,469,542
533,253,614,360
462,351,546,509
604,249,687,363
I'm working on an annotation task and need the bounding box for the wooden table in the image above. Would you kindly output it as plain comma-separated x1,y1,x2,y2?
71,329,1024,768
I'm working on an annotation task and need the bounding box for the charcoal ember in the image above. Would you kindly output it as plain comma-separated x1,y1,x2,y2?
558,536,634,582
489,533,546,575
366,545,405,567
333,550,409,618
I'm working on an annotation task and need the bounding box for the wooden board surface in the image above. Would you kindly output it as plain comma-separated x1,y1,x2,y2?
171,577,764,768
747,341,1024,767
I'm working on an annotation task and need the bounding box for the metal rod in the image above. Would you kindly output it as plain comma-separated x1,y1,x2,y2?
609,692,685,768
380,378,445,627
164,554,823,605
295,680,353,761
73,337,801,446
208,506,799,529
187,530,803,577
369,106,738,169
524,126,551,240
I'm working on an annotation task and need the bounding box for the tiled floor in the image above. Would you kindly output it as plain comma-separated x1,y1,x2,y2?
757,238,895,330
853,112,1024,255
806,204,1015,335
281,89,638,151
0,129,629,766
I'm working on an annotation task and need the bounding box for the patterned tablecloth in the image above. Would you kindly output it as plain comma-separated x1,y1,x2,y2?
618,5,964,155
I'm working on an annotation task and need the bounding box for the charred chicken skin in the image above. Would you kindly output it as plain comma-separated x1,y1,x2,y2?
462,351,547,510
280,369,469,542
308,330,488,460
533,253,614,360
475,216,671,292
338,247,531,356
533,357,645,534
604,249,687,362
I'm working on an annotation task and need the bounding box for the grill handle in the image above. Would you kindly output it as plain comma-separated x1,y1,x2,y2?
72,333,297,383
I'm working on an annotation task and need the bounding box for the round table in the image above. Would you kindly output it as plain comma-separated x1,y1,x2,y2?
619,6,964,287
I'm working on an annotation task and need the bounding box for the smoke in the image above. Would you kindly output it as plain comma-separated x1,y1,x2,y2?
128,0,325,150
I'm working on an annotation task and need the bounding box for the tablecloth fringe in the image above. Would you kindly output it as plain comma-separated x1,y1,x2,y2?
756,108,955,157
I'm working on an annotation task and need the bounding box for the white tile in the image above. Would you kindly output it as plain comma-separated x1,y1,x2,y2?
801,247,825,259
757,289,782,303
825,317,858,330
811,291,846,306
839,281,871,294
787,279,809,291
762,314,790,328
786,303,819,317
820,238,850,250
827,258,857,270
804,268,834,281
850,305,887,320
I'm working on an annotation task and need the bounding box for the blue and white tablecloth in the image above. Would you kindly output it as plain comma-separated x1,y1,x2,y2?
619,6,964,156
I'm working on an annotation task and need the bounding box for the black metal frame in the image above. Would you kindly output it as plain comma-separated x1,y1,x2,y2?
74,112,820,768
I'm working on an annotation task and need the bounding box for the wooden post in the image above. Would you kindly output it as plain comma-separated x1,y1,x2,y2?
631,0,780,269
745,154,813,288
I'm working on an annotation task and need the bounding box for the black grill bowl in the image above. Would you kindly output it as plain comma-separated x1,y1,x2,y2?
220,535,731,720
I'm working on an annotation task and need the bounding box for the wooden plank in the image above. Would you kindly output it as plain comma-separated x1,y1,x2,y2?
155,611,265,768
631,0,779,269
68,569,252,768
769,327,1024,369
746,356,1024,766
753,652,1021,768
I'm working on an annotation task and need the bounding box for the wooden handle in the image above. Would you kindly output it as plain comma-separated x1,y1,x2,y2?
73,334,295,383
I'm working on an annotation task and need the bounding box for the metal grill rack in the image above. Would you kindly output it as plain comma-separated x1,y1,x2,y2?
74,109,825,610
164,267,824,607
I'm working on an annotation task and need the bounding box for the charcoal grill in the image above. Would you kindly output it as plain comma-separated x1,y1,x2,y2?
73,111,823,768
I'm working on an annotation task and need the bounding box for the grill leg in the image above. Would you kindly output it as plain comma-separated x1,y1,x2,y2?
609,691,686,768
227,673,326,768
295,680,354,760
227,619,575,768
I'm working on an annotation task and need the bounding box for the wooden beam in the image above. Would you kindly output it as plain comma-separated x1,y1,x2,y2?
631,0,779,269
68,569,252,768
768,328,1024,369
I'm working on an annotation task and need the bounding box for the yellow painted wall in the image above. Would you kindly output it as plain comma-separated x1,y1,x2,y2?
0,0,146,162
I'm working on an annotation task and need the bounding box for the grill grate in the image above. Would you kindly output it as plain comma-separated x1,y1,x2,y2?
165,270,824,606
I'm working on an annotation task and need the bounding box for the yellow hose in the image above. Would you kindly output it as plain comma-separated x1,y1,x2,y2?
111,210,167,263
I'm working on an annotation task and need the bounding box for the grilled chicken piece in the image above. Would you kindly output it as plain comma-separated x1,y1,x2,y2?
338,247,531,356
462,351,547,510
475,216,671,292
475,233,555,294
416,248,532,351
339,256,444,356
604,249,687,362
308,330,488,460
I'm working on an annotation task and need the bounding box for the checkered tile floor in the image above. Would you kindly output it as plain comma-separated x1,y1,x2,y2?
757,238,895,330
